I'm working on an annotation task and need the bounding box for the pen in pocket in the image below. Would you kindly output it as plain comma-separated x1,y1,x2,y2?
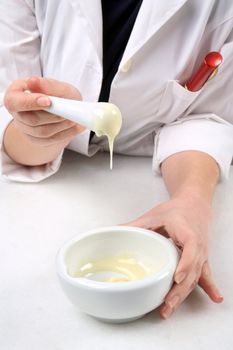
185,51,223,92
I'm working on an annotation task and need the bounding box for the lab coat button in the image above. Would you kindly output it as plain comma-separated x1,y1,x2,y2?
121,60,132,73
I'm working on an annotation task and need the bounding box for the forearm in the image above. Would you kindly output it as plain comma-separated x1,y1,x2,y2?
3,121,65,166
161,151,220,205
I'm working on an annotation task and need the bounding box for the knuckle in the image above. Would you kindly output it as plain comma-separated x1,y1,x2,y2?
55,127,74,141
190,278,199,290
25,113,40,126
180,266,190,279
45,125,77,144
26,134,48,146
27,114,40,126
47,132,63,144
17,112,39,127
178,265,193,283
35,125,52,138
62,120,73,128
22,98,33,111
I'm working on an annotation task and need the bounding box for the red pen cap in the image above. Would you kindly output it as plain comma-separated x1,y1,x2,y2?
185,51,223,92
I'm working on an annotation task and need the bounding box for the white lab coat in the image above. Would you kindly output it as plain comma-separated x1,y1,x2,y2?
0,0,233,182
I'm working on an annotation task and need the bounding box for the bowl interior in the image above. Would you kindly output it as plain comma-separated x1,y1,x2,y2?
63,228,175,283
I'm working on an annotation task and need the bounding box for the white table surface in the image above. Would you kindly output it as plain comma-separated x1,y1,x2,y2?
0,150,233,350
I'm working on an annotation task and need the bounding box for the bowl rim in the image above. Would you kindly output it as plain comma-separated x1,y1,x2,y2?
56,226,179,291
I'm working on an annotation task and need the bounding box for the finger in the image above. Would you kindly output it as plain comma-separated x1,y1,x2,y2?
4,78,51,113
16,110,65,126
5,78,28,92
160,261,202,319
174,238,202,284
160,238,203,319
4,90,51,113
160,260,223,319
198,261,223,303
14,118,77,139
24,124,80,147
27,76,82,100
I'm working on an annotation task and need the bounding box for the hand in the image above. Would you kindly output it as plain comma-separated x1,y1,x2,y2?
126,195,223,319
4,76,84,147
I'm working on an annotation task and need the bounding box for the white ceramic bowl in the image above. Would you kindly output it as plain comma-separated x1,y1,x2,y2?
56,226,179,323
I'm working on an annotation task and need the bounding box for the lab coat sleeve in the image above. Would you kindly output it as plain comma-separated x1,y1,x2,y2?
0,0,90,183
153,31,233,181
153,115,233,181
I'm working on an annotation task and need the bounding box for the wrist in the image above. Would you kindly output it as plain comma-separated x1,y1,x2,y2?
171,186,213,219
161,151,219,207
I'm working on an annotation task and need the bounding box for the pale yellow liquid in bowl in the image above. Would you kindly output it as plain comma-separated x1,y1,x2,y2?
73,255,153,283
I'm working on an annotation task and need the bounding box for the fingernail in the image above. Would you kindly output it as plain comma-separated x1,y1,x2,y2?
162,306,173,319
216,294,224,302
37,97,51,107
167,295,180,308
175,272,186,284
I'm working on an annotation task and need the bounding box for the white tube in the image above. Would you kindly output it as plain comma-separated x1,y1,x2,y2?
0,92,122,135
47,96,97,129
47,97,122,136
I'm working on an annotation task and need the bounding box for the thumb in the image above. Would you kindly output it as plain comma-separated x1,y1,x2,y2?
27,76,82,100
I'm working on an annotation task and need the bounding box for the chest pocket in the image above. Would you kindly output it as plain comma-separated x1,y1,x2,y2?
156,80,202,124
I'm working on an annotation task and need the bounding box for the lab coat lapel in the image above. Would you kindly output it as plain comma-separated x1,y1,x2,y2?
120,0,188,68
68,0,103,63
